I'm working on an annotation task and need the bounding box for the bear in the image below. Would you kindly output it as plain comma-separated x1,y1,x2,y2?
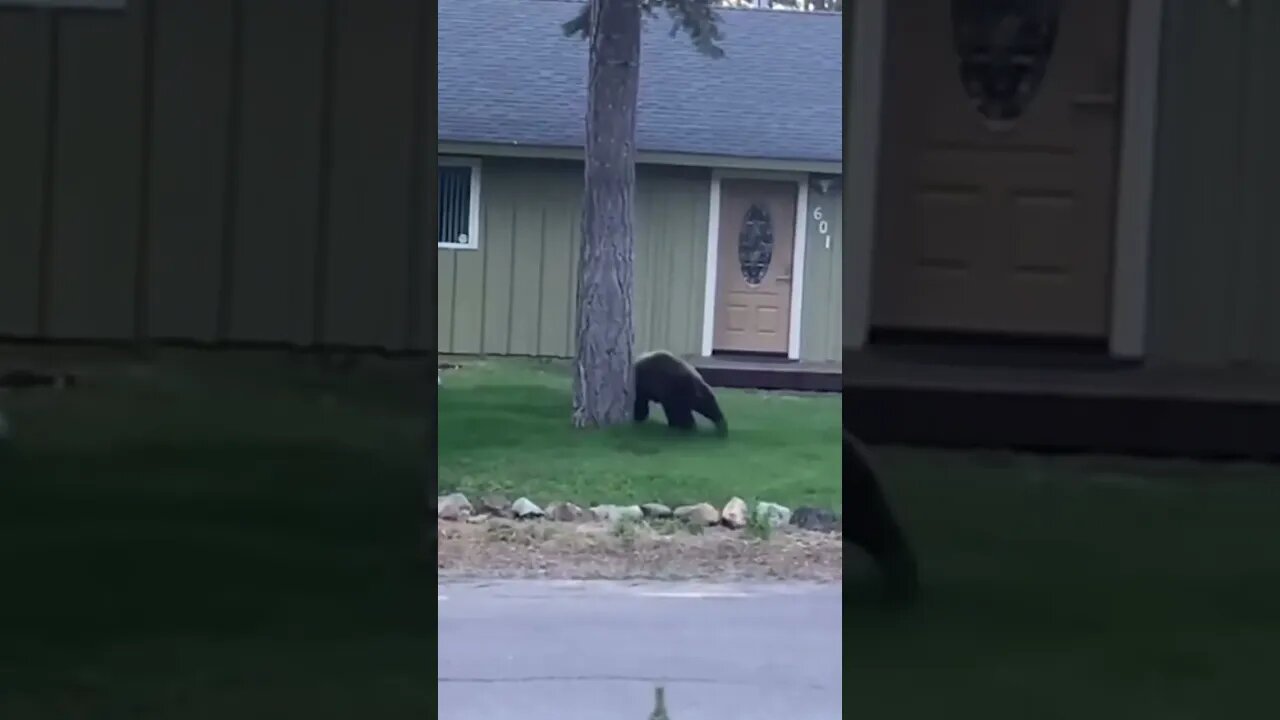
633,350,728,437
845,427,918,605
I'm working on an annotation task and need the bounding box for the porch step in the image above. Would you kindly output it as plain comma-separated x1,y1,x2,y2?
842,351,1280,462
688,356,840,393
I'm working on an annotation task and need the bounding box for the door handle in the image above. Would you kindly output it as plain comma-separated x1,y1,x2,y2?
776,275,792,283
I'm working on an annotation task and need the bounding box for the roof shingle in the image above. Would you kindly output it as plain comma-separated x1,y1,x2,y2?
438,0,842,164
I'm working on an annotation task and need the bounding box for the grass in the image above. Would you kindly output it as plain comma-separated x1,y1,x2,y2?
0,352,430,719
9,352,1279,718
437,357,842,510
849,448,1280,718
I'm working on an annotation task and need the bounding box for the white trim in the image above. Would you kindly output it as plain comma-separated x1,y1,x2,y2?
1108,0,1164,359
437,141,842,175
842,0,887,352
789,180,810,360
700,178,722,357
700,168,810,359
846,0,1162,359
438,156,482,251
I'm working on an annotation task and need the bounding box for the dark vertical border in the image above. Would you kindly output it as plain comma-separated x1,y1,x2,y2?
311,0,339,348
840,0,850,382
404,0,428,350
216,0,244,342
36,14,62,338
133,0,158,348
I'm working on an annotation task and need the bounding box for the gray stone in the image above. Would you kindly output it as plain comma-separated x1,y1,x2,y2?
511,497,545,519
640,503,673,519
720,497,748,529
753,501,792,528
466,513,491,524
591,504,644,523
478,494,513,518
673,503,720,526
545,501,587,522
791,506,840,533
437,493,473,521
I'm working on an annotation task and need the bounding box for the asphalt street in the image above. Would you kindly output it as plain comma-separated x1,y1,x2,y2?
438,579,842,720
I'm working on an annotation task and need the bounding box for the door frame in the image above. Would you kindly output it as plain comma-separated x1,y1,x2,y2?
844,0,1166,359
701,168,811,360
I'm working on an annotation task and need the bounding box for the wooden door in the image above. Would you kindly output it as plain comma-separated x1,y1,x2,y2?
713,178,798,354
873,0,1127,338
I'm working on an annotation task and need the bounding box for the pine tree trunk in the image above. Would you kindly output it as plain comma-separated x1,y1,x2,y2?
572,0,640,429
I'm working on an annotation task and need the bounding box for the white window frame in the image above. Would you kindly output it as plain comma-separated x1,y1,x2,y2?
438,156,482,251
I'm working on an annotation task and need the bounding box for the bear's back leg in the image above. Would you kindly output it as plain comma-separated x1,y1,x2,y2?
663,401,696,430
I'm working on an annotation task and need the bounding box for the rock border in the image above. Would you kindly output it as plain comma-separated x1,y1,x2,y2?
436,493,841,535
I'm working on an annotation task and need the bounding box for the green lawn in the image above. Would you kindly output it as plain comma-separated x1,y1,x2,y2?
851,448,1280,718
0,353,430,719
7,353,1279,718
437,357,842,510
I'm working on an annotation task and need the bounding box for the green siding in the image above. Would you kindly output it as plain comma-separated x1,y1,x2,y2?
146,0,234,342
1147,1,1280,367
634,166,711,357
47,6,148,340
0,11,51,337
437,158,711,358
799,178,842,362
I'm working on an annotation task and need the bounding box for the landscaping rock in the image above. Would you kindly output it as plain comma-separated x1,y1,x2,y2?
791,506,840,533
673,503,720,526
545,501,587,522
511,497,545,519
640,503,673,519
754,502,792,529
592,504,644,523
720,497,748,529
478,494,513,518
437,493,473,521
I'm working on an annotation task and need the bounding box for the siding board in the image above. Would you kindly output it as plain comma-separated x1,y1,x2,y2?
0,12,52,337
47,6,147,340
322,0,416,349
538,186,577,356
1239,0,1280,365
800,178,842,361
479,178,516,355
227,0,325,345
1146,0,1246,366
145,0,233,342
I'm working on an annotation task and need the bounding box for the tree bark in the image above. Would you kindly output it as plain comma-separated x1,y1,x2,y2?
573,0,641,429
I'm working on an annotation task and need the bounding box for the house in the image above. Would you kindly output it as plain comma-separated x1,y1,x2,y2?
0,0,441,353
437,0,844,365
842,0,1280,458
2,0,1278,456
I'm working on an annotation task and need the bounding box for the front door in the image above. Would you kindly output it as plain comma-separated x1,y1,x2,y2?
872,0,1126,338
713,178,797,355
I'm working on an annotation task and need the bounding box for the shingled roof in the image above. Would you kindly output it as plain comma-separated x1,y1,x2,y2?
437,0,842,165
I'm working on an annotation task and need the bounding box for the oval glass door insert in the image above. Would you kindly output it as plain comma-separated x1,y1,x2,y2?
951,0,1061,128
738,204,774,286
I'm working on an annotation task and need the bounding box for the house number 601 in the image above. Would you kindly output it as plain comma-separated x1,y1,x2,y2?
812,207,832,249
